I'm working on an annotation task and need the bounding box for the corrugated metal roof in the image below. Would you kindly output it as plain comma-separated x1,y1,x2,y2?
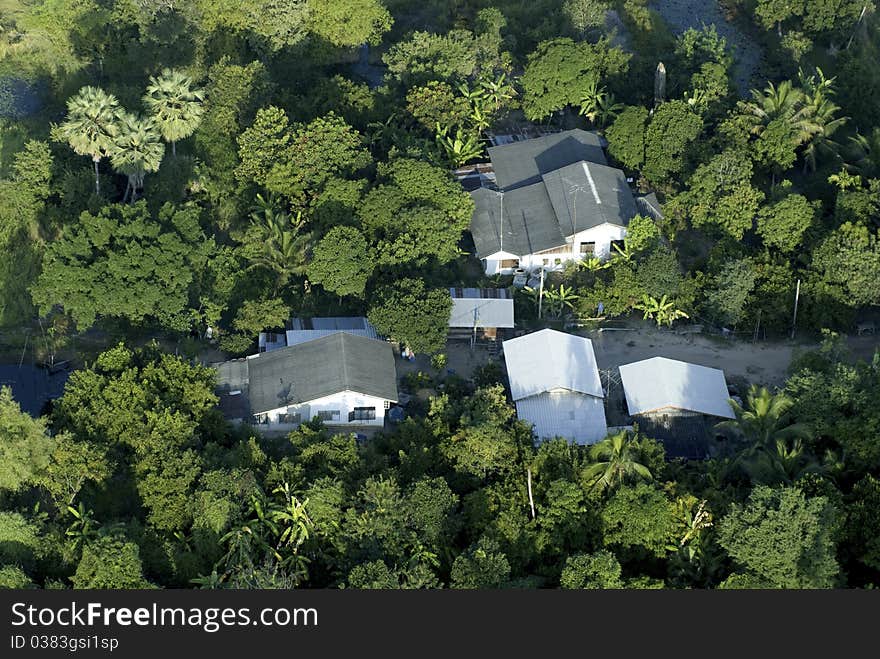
503,329,603,401
488,129,607,190
448,293,515,328
215,333,397,416
542,161,637,235
618,357,734,419
516,391,608,445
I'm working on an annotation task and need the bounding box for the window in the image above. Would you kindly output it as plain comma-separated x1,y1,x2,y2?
317,410,341,422
278,412,301,424
580,242,595,254
349,406,376,422
252,413,269,425
384,400,392,409
543,258,550,266
500,258,519,269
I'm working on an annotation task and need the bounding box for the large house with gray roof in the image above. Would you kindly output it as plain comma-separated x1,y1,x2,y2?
214,332,398,431
469,129,655,275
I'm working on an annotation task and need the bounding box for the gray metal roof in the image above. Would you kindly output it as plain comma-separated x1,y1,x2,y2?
542,161,638,236
471,184,566,257
214,333,398,416
636,193,663,219
470,161,637,258
488,129,607,190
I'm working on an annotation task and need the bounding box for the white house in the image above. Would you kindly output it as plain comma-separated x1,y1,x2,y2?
468,129,655,276
259,316,379,352
502,328,608,445
214,332,398,431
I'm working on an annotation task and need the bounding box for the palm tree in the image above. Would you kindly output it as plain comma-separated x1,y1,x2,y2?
143,68,206,157
740,79,804,135
582,430,653,493
435,124,485,167
244,197,312,292
847,128,880,178
58,86,121,194
797,68,847,173
634,294,689,327
738,436,822,485
715,385,811,450
108,112,165,202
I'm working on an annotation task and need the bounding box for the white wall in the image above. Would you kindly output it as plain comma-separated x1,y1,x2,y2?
515,390,608,445
255,390,391,430
482,223,627,275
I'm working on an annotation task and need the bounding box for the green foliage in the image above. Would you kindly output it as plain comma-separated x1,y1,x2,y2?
560,550,624,588
520,37,630,121
757,193,818,253
601,483,677,558
718,486,839,589
0,387,54,493
450,537,511,588
306,0,392,47
72,536,153,589
703,258,757,328
809,221,880,308
643,100,703,182
0,512,42,569
308,226,374,298
31,202,210,330
368,278,451,354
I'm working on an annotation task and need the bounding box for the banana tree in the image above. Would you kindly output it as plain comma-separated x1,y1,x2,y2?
634,294,689,327
435,124,485,167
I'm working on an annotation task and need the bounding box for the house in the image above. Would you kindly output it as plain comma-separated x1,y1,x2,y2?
618,357,735,459
468,129,654,275
448,287,515,341
502,328,608,445
259,316,379,353
214,332,398,431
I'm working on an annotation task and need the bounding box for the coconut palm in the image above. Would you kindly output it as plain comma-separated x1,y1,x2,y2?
739,79,804,134
634,294,689,327
244,197,312,292
143,68,206,157
715,385,811,450
797,68,847,173
58,86,121,194
738,436,822,485
108,112,165,203
847,128,880,178
582,430,654,493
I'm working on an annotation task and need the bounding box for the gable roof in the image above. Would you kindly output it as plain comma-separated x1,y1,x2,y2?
502,329,603,401
542,161,639,236
618,357,734,419
448,288,515,328
488,130,607,190
217,333,398,416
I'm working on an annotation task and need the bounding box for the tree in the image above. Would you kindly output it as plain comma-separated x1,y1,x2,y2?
757,193,818,253
58,86,120,194
643,100,702,182
846,475,880,573
435,125,484,167
577,78,623,128
703,258,757,328
307,226,374,298
560,551,624,589
520,37,629,121
31,202,204,330
383,30,482,86
239,198,312,293
0,387,54,493
718,485,839,588
368,279,452,355
109,113,165,202
245,0,310,52
143,68,206,157
601,483,678,558
450,537,511,588
306,0,392,47
72,536,153,589
809,221,880,308
564,0,611,37
406,82,470,132
606,105,648,170
582,430,655,493
716,385,810,448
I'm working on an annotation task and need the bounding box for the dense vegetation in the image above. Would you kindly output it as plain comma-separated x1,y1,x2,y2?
1,0,879,589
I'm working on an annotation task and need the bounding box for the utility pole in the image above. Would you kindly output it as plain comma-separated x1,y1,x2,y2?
790,279,801,340
526,469,536,520
537,266,545,320
847,4,869,50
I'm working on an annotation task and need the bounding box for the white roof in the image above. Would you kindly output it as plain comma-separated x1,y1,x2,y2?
449,294,515,328
502,329,603,401
516,392,608,445
618,357,734,419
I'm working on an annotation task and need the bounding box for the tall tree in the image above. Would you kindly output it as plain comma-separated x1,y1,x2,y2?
109,113,165,202
57,86,120,194
582,430,655,493
143,68,206,157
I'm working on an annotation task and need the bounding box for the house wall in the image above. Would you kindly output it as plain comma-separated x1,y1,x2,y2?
482,223,628,275
515,390,608,445
253,390,392,430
